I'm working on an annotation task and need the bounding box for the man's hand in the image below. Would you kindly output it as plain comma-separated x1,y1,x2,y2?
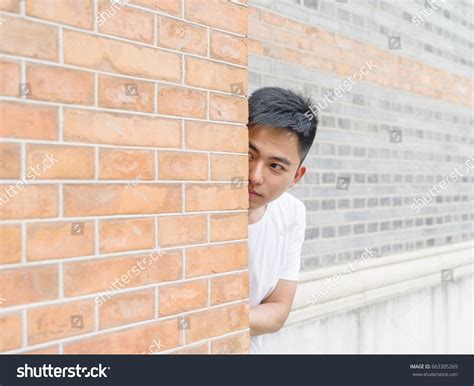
249,279,297,336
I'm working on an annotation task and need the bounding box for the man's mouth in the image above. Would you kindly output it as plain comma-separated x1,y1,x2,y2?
248,189,262,197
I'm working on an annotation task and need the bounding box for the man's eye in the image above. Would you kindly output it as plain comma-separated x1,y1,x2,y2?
271,164,284,171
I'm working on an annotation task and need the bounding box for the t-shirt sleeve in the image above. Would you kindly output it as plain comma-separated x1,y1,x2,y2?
279,202,306,281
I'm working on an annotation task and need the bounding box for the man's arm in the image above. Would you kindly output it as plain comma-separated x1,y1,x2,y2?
249,279,297,336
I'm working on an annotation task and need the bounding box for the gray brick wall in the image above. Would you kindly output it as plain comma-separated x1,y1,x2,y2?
248,0,473,270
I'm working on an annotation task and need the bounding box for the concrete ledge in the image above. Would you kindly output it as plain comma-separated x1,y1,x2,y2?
287,241,474,326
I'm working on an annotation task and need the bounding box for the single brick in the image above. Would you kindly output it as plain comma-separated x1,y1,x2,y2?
98,1,153,43
210,30,247,65
210,154,247,181
0,184,58,220
210,272,248,305
210,213,247,242
0,224,22,264
158,215,207,247
0,143,21,179
98,75,154,112
99,288,155,329
0,265,58,307
210,93,248,123
0,102,58,140
0,60,21,96
26,0,93,29
186,242,247,278
0,16,58,61
99,217,154,254
26,145,95,179
186,302,248,343
27,221,94,261
158,86,207,119
99,148,154,180
157,16,207,55
27,64,94,105
158,152,208,180
0,313,22,351
27,300,95,345
158,280,208,316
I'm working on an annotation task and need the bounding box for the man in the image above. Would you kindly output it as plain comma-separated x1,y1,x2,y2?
247,87,318,354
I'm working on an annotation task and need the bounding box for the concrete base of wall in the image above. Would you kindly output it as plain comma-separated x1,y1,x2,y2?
259,242,473,354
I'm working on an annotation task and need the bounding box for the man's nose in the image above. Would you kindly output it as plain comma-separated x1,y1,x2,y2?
249,161,264,185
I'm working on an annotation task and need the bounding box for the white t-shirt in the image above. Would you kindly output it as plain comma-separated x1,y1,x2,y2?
248,191,306,354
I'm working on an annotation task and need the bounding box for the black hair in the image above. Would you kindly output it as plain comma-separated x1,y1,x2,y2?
247,87,318,167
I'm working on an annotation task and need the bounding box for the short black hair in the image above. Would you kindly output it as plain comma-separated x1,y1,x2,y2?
247,87,318,166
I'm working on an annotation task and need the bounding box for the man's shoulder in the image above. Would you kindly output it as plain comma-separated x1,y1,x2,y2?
268,192,306,227
274,191,306,215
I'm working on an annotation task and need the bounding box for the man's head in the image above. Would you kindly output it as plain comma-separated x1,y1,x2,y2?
247,87,318,209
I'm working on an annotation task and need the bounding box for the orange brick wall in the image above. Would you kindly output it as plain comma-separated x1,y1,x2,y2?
0,0,250,354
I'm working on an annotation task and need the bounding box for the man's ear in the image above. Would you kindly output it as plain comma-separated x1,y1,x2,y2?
290,165,306,188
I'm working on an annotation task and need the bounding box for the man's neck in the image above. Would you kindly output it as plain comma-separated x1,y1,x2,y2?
248,204,267,225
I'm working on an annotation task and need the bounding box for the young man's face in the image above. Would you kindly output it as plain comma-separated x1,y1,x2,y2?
248,124,307,209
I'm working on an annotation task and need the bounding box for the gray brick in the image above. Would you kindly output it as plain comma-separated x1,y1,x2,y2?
321,226,335,238
304,172,319,184
354,173,365,183
354,224,365,234
305,227,319,239
305,199,319,210
321,199,336,210
337,117,351,130
248,71,262,87
337,251,352,262
337,145,351,156
338,199,350,209
322,172,336,183
393,174,403,183
352,94,365,106
338,224,351,236
367,222,378,232
367,197,378,207
353,147,366,157
368,174,378,183
320,143,336,155
303,0,318,11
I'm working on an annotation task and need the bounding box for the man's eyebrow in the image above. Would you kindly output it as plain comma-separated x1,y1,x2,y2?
270,156,292,166
249,142,293,166
249,142,259,152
